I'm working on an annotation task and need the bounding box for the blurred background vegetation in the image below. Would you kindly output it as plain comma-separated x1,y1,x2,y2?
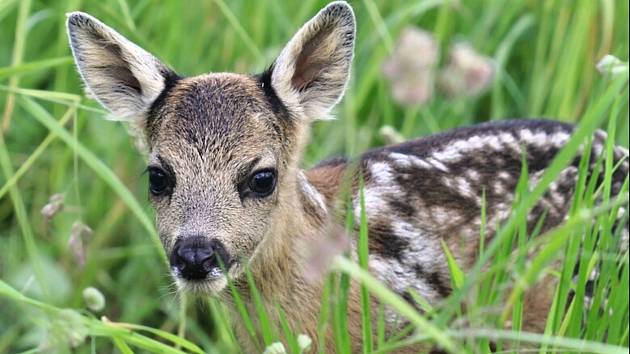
0,0,628,353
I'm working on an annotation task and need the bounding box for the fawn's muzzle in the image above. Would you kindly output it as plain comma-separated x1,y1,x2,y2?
170,237,230,280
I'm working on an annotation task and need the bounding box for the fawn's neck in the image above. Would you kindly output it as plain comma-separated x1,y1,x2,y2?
228,163,358,352
247,169,332,295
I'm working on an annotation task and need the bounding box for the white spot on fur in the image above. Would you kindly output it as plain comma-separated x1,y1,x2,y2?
297,171,327,217
455,176,478,202
355,162,400,221
466,169,481,182
485,135,502,150
391,218,418,239
389,152,433,169
549,190,566,208
441,177,454,190
487,201,514,228
388,152,413,168
427,158,449,172
391,129,573,179
428,129,571,167
518,129,570,149
431,206,459,225
370,161,396,184
493,182,505,195
498,132,518,149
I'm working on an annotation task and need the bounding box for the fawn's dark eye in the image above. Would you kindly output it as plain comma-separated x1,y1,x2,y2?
148,167,172,196
248,169,276,197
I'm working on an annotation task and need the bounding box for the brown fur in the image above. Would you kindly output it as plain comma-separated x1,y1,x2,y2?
67,2,629,353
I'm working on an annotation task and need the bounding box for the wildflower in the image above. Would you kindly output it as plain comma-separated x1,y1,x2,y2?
438,42,494,98
382,27,439,105
41,193,64,221
39,309,88,351
262,342,286,354
68,221,93,268
596,55,629,76
83,286,106,312
379,125,405,145
297,334,312,353
303,224,351,283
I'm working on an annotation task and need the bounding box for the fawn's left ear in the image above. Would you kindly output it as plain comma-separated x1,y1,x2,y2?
66,12,177,122
270,1,355,121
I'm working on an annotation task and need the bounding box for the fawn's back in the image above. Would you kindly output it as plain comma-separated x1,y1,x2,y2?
307,118,628,330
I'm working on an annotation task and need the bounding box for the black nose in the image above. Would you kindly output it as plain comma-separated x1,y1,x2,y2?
170,237,229,280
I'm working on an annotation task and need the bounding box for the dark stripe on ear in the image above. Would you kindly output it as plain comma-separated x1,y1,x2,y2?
146,69,182,140
255,64,291,120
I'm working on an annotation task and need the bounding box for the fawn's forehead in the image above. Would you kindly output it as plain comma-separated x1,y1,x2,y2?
146,73,292,169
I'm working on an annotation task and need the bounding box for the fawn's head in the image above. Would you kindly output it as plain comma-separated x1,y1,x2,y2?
67,2,355,293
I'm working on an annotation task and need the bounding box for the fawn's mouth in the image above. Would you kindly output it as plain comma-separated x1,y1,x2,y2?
172,261,238,295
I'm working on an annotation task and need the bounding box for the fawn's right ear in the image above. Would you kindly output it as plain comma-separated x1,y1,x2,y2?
66,12,177,121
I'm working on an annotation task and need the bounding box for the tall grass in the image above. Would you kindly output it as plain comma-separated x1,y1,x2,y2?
0,1,628,353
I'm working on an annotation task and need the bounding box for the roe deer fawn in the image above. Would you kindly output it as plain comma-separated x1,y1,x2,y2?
67,2,628,352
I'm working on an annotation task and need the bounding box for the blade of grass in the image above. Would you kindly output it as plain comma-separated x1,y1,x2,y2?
0,57,73,80
377,328,628,354
1,0,31,132
358,183,373,353
226,268,261,352
0,107,73,200
18,96,164,263
332,257,460,353
245,267,276,347
212,0,263,62
112,337,135,354
101,318,204,354
439,75,628,323
440,240,464,290
0,118,50,302
500,194,629,323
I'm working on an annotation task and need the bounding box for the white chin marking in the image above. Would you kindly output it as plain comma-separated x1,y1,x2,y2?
175,276,228,295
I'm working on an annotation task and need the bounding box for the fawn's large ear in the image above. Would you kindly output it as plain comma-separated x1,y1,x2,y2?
270,1,355,120
66,12,177,121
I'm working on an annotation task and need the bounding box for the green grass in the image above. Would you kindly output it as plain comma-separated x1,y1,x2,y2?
0,0,628,353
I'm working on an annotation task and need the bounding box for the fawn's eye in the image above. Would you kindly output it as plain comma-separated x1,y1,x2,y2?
248,169,276,197
148,167,173,196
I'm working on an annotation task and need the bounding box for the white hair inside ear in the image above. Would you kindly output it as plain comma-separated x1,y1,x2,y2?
270,1,355,121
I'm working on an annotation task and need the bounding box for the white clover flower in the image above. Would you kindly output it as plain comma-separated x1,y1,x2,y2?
262,342,286,354
83,286,106,312
297,334,312,353
596,55,629,76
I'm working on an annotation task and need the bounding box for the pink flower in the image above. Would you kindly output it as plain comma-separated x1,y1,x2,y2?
41,193,64,221
68,221,93,268
303,224,352,283
382,27,439,105
438,42,494,98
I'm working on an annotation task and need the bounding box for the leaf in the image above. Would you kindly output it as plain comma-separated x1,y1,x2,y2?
440,240,465,290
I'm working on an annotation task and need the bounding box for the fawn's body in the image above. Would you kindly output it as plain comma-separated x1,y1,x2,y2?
232,119,628,352
67,2,628,353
